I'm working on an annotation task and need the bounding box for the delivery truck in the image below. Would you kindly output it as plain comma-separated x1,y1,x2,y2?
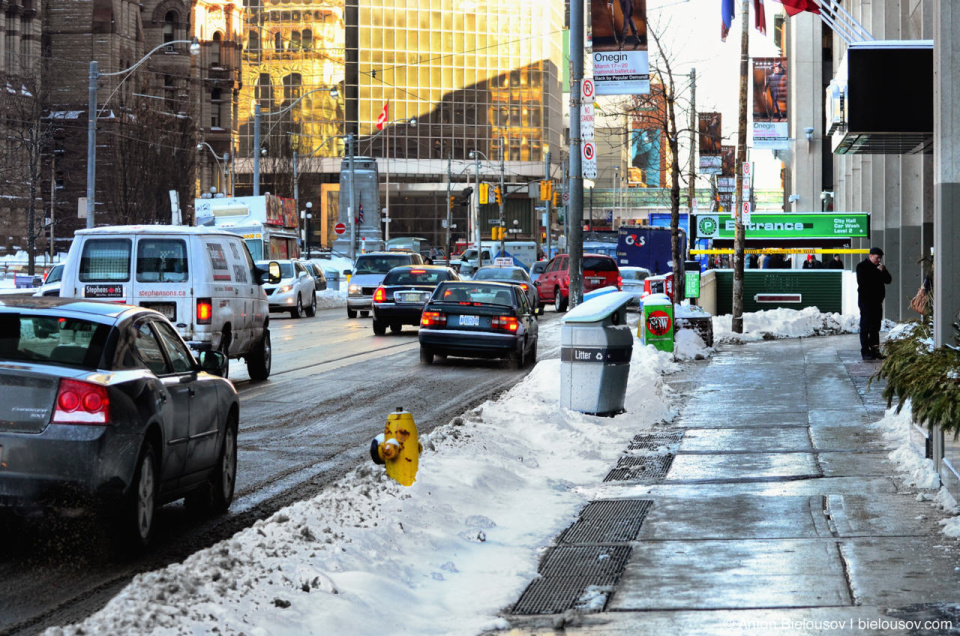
616,226,686,275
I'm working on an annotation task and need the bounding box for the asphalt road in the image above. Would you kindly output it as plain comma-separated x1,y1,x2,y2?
0,305,563,635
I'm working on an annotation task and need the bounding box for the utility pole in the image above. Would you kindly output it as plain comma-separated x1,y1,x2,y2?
347,133,357,263
86,61,97,229
473,152,481,265
545,149,552,260
445,153,452,260
732,0,749,333
568,0,584,308
293,147,299,226
253,103,261,196
49,151,56,260
688,67,697,260
498,152,505,256
562,157,569,249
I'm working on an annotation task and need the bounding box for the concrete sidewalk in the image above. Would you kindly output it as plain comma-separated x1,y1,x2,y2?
500,334,960,635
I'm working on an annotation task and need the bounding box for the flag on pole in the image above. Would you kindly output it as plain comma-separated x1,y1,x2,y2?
376,102,389,130
776,0,820,16
754,0,767,35
721,0,735,41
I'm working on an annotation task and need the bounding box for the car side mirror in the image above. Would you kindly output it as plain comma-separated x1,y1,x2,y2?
256,261,282,285
534,281,540,287
198,350,228,377
343,269,352,276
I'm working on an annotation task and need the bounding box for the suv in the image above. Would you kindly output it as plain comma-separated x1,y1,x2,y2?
33,263,64,297
258,259,317,319
534,253,621,312
347,251,424,318
60,226,279,380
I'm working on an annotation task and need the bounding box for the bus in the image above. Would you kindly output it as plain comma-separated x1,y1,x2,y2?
194,194,300,260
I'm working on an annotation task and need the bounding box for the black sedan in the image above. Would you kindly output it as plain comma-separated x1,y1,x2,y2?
0,298,238,549
418,281,538,368
372,265,459,335
472,265,543,315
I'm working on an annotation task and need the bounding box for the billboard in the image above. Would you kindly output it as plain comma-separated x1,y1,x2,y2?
698,112,722,174
721,145,736,176
631,129,661,188
753,57,789,149
590,0,650,95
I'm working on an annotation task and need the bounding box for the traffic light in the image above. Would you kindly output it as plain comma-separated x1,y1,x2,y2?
539,180,552,201
553,191,561,207
494,186,502,205
492,226,506,240
478,183,489,204
449,196,456,208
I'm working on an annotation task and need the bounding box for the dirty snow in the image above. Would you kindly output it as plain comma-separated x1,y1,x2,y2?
674,328,710,361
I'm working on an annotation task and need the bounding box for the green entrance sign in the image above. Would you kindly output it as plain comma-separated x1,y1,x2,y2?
694,213,870,240
684,270,700,299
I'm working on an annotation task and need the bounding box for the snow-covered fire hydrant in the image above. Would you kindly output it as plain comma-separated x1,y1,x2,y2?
369,407,422,486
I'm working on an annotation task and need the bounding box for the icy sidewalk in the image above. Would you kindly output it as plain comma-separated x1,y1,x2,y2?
501,333,960,635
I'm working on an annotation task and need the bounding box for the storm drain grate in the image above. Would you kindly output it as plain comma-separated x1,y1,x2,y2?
629,431,684,450
559,500,653,544
604,454,675,482
511,546,632,615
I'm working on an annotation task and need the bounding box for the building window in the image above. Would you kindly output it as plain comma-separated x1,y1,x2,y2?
211,88,223,127
164,74,175,111
163,11,178,44
283,73,302,104
302,29,313,51
274,32,283,52
211,32,222,66
290,31,301,51
248,30,260,51
256,73,274,110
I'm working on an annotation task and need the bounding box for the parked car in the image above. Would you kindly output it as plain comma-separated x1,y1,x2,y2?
0,298,238,548
472,265,542,315
372,265,459,335
33,264,64,297
529,260,549,285
347,252,424,318
619,266,652,307
306,262,328,292
59,226,280,380
257,259,317,319
534,253,622,312
418,281,538,368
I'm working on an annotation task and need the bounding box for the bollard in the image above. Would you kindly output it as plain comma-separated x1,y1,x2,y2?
369,407,422,486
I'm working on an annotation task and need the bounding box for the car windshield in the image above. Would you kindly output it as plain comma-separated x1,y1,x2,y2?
435,283,515,306
583,256,618,272
0,314,110,369
45,265,63,284
354,255,411,275
473,268,527,282
531,262,547,273
382,269,449,286
621,269,649,281
257,261,294,278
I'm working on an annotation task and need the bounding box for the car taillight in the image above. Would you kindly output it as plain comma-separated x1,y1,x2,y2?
520,283,529,291
373,286,387,302
197,298,213,324
53,378,110,425
493,315,519,332
421,311,447,327
617,275,623,290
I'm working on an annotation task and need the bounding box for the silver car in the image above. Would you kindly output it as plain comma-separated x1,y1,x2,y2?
619,266,652,307
257,259,317,319
347,252,424,318
0,299,239,549
472,266,542,316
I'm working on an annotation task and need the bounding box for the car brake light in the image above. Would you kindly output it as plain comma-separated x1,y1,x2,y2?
410,269,426,274
373,286,387,302
492,315,519,332
617,275,623,290
53,378,110,425
421,311,447,327
197,298,213,324
520,283,528,290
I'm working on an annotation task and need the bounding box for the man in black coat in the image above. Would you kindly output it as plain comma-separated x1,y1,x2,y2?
827,254,845,269
856,247,893,360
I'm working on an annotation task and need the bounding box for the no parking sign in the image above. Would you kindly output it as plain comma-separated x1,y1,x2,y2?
583,141,597,179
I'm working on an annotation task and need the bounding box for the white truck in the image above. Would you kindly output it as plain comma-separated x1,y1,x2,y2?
457,241,538,278
195,194,300,261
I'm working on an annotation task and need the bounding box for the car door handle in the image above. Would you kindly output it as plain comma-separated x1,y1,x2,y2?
188,388,196,397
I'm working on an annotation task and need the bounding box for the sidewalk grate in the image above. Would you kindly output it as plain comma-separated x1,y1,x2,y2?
604,454,674,482
629,431,684,450
559,500,653,544
511,546,632,615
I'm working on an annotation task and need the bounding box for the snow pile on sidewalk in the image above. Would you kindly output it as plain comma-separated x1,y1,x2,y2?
872,402,960,538
713,307,862,343
48,347,678,636
316,288,347,309
674,328,711,361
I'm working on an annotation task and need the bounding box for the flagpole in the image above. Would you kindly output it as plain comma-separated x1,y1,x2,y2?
732,0,749,334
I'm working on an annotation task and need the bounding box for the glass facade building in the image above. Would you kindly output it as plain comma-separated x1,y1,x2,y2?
236,0,565,249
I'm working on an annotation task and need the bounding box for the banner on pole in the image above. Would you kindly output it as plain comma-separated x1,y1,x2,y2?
752,58,789,149
590,0,650,95
698,112,722,174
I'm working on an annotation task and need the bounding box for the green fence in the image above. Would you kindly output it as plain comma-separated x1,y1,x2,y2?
714,270,843,314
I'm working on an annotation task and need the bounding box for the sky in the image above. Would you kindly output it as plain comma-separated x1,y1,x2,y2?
47,300,960,635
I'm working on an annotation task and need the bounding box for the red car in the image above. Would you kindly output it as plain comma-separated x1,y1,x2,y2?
534,253,621,312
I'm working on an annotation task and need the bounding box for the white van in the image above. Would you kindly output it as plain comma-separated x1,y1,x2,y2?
60,226,279,380
458,241,538,277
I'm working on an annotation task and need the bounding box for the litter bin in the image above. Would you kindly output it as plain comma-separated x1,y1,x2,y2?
560,291,634,416
640,293,674,352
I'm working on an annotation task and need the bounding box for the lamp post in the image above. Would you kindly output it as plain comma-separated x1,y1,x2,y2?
87,38,200,229
197,141,228,195
252,86,339,196
468,150,485,264
302,201,312,256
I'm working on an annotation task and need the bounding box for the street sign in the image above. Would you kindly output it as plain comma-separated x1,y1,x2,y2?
581,104,595,141
334,222,346,235
582,78,595,104
563,192,570,203
583,142,597,179
77,197,87,219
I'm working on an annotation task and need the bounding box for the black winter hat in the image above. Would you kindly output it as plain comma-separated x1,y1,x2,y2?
869,247,884,256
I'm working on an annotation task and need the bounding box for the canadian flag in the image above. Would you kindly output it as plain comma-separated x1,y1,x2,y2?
376,102,389,131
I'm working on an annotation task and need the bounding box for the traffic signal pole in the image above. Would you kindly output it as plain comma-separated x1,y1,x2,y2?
568,0,584,308
445,153,452,260
498,153,505,256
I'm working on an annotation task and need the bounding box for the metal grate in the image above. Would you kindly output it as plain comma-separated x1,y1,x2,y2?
512,576,617,615
559,500,652,544
628,431,684,450
604,454,674,482
512,545,632,615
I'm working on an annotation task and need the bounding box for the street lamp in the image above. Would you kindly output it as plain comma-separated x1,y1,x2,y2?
197,141,229,196
86,38,200,228
302,201,313,257
253,85,339,196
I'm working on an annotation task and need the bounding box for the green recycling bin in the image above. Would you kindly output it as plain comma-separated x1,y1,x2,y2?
640,293,674,352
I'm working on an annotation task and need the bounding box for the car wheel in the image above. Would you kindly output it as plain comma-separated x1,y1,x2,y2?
360,310,369,318
347,308,358,319
390,323,402,334
247,328,272,381
373,319,387,336
420,347,434,365
555,288,568,313
218,330,231,379
290,295,304,319
529,339,538,365
305,292,317,318
116,440,158,549
508,345,524,370
210,419,237,513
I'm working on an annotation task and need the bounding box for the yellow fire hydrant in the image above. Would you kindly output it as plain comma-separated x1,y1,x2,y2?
370,407,422,486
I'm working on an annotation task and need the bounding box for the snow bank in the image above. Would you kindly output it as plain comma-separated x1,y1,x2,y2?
711,307,895,343
316,289,347,309
674,328,711,361
48,336,678,636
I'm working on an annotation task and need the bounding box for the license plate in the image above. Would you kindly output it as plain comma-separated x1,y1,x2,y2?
459,315,480,327
401,292,424,303
143,303,176,321
588,277,604,284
